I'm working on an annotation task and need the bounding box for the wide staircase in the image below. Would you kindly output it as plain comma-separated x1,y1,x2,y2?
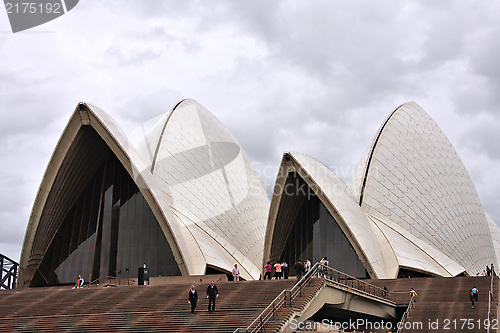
369,276,499,333
0,278,324,332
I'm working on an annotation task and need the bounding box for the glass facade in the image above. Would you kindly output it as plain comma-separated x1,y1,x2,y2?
35,136,180,286
279,173,367,278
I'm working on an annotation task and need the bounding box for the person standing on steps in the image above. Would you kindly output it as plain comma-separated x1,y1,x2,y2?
188,285,198,314
282,261,289,279
470,286,479,309
274,262,282,279
410,288,418,303
294,260,305,281
232,264,240,282
304,259,311,274
319,257,329,278
263,261,272,280
206,280,219,313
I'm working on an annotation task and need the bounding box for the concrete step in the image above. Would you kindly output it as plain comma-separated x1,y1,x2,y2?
0,278,324,333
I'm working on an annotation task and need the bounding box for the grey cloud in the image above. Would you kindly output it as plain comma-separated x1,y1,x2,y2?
0,174,28,214
0,173,32,262
461,27,500,115
2,0,500,262
115,89,184,126
459,121,500,161
0,90,68,139
214,1,498,113
0,211,28,245
0,243,22,263
211,45,400,188
89,0,190,19
106,45,162,67
469,29,500,81
222,2,420,109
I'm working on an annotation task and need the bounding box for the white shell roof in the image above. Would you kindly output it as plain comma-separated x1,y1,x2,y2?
365,208,465,277
21,100,269,284
264,151,465,279
135,99,270,279
349,101,496,275
486,212,500,273
22,98,498,284
265,152,388,278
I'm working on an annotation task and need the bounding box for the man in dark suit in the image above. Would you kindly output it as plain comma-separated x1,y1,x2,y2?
206,280,219,313
294,260,305,281
188,285,198,314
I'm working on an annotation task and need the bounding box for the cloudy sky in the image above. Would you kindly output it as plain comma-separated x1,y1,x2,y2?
1,0,499,263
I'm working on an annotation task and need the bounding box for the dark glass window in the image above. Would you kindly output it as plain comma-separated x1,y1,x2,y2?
35,129,181,286
397,268,432,278
277,172,367,278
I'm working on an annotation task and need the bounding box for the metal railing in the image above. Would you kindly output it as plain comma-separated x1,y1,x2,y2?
234,262,321,333
487,272,496,333
1,253,18,290
88,275,134,287
234,262,391,333
318,264,391,301
396,294,415,333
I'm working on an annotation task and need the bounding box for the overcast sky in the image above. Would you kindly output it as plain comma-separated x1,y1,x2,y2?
1,0,499,263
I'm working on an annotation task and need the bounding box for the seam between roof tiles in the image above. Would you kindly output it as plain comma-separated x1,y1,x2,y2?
292,153,377,277
170,205,254,279
366,215,399,276
150,99,186,174
359,103,405,206
169,205,208,266
370,214,460,276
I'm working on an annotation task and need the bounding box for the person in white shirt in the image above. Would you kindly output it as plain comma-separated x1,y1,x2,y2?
319,257,329,278
232,264,240,281
304,259,311,273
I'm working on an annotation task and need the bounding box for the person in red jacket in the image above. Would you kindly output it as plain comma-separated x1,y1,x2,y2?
263,261,272,280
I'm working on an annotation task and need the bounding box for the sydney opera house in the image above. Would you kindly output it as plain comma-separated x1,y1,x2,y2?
18,99,500,287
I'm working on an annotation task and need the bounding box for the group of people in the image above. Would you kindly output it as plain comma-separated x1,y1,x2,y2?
263,258,321,281
293,258,330,280
187,262,244,314
188,280,220,314
187,257,324,315
481,264,496,277
408,286,480,309
263,261,291,280
77,257,488,317
186,256,325,315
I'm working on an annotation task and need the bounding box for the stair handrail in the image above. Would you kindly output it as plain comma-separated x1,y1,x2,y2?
396,294,415,333
487,271,495,333
315,263,391,301
89,275,114,285
88,275,133,287
233,262,322,333
238,287,288,333
234,262,391,333
289,261,321,299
